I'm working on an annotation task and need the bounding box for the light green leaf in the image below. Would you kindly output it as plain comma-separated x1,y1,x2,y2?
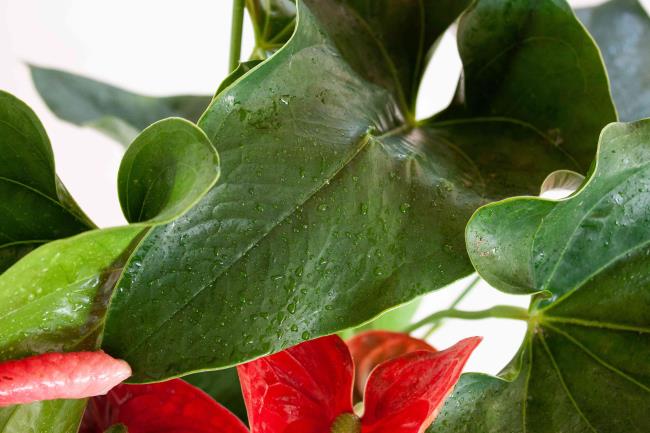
431,119,650,433
103,0,614,381
0,90,94,273
0,400,86,433
578,0,650,121
30,65,213,146
118,118,219,224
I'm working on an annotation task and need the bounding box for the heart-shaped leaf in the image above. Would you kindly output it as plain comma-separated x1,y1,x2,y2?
0,91,94,272
103,0,615,381
30,66,213,146
0,93,220,432
578,0,650,121
430,119,650,432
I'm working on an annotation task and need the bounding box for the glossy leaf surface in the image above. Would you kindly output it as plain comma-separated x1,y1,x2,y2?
80,379,248,433
30,66,212,146
118,118,219,224
0,94,220,431
0,399,87,433
431,120,650,432
578,0,650,121
0,91,93,272
104,0,616,381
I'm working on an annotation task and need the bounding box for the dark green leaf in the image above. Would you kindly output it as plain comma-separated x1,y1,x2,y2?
246,0,297,58
103,0,614,381
118,118,219,224
431,120,650,433
30,65,212,146
0,90,94,273
185,368,248,423
440,0,617,170
578,0,650,121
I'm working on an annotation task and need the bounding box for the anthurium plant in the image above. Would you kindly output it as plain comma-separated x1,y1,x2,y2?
0,0,648,431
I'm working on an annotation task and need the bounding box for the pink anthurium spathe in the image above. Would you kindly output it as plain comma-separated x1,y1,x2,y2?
0,351,131,407
238,334,481,433
80,379,248,433
347,331,436,401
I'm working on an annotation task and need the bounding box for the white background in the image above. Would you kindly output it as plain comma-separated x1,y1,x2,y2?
1,0,647,375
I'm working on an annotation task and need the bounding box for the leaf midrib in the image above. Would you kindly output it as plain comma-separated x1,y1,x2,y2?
119,131,375,358
538,158,650,309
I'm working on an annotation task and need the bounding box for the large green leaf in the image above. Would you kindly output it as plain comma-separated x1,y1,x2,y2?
30,65,212,146
578,0,650,122
0,91,94,273
0,97,220,431
430,119,650,433
103,0,615,382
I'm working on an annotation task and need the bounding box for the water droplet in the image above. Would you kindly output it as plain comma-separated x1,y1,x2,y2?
360,203,368,215
399,202,411,213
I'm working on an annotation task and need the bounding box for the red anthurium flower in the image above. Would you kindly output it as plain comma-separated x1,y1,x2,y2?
347,331,436,401
80,378,248,433
0,351,131,407
238,335,481,433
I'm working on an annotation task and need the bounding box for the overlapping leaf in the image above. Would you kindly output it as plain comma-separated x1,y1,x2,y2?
0,92,220,432
103,0,615,381
578,0,650,121
430,119,650,432
0,91,94,272
30,66,213,146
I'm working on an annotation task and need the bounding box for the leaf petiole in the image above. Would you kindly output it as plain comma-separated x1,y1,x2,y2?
405,305,530,334
423,275,482,338
229,0,246,72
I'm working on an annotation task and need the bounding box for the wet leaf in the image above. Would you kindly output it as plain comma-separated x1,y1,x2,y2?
117,118,219,224
431,119,650,432
0,91,94,272
103,0,615,381
0,94,220,432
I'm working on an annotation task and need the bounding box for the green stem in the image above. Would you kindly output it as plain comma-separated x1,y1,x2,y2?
405,305,529,334
229,0,246,72
423,274,481,338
